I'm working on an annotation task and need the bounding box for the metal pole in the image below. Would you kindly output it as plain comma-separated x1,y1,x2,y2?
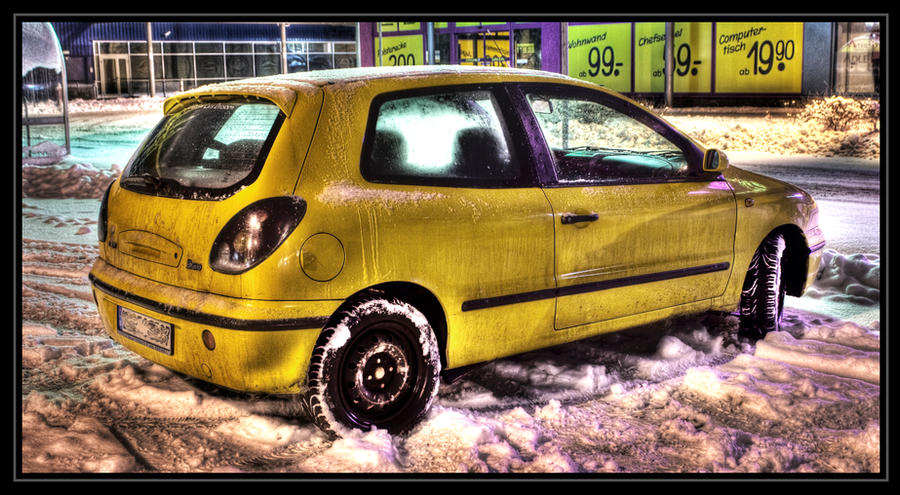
60,49,70,155
355,23,362,67
426,22,434,65
147,22,156,97
829,22,837,94
378,22,383,66
23,100,31,149
665,22,674,107
280,23,288,74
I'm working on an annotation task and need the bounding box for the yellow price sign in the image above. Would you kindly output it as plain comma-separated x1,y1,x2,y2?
378,22,421,32
455,22,506,27
374,34,424,67
715,22,804,93
567,23,632,92
634,22,712,93
379,22,398,33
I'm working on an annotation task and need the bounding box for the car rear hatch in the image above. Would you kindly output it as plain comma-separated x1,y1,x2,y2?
100,83,323,298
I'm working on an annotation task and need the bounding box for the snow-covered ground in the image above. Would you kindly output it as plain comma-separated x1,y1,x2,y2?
17,97,883,477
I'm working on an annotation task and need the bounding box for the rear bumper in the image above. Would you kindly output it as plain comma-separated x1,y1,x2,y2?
89,258,341,394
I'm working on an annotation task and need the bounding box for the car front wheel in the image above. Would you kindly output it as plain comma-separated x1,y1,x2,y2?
304,297,441,438
739,234,787,339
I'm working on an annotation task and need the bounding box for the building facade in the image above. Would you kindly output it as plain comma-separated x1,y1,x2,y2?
48,20,881,101
52,22,359,99
361,21,882,100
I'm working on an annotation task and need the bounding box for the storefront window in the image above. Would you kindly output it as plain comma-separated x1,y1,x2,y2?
335,42,356,53
254,54,281,76
835,22,880,94
164,42,193,54
197,55,224,78
94,36,356,96
254,42,280,54
163,55,193,79
457,31,510,66
196,42,224,54
514,29,541,70
226,43,252,53
226,54,253,78
434,33,451,65
308,54,333,71
99,42,128,54
335,54,357,69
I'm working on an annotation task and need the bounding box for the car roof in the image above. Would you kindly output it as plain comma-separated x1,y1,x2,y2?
163,65,585,117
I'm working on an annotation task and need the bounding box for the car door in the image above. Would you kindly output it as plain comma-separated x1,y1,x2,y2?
344,83,557,367
517,85,737,330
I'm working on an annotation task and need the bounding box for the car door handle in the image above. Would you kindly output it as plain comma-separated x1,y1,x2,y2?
561,213,599,225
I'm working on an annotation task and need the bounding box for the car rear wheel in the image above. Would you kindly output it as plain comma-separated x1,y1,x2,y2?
739,234,787,339
304,297,441,438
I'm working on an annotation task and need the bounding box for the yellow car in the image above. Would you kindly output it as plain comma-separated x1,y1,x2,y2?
89,66,825,437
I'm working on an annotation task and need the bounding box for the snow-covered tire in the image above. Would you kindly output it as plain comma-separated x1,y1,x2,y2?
739,234,787,339
303,297,441,438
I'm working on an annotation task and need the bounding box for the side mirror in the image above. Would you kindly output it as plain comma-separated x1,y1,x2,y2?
530,97,553,114
703,149,728,173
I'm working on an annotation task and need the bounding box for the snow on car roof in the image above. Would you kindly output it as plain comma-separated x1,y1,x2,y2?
164,65,576,117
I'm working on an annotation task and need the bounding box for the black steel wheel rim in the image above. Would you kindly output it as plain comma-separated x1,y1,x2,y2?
336,320,424,428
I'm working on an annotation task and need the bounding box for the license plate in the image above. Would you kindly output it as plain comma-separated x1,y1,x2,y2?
117,306,173,355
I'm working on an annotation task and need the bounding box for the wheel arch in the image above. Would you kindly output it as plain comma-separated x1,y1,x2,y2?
750,224,810,297
325,282,449,370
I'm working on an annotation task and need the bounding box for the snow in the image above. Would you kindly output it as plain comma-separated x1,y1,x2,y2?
22,22,64,74
17,96,882,477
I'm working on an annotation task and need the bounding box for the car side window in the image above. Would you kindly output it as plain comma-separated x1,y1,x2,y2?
526,92,694,184
363,89,524,187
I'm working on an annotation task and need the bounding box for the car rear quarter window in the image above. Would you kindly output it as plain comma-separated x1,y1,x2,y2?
121,100,284,200
362,89,528,188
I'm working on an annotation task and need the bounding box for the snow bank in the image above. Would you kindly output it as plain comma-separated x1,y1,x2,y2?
66,97,165,115
664,97,880,160
755,331,879,384
22,395,139,473
298,429,402,473
677,325,880,472
400,404,580,473
23,162,121,199
807,249,880,305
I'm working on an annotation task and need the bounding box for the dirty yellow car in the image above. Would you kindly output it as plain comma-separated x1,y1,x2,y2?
89,66,825,437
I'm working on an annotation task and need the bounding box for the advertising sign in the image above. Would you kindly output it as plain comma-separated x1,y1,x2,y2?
374,34,424,66
379,22,421,32
714,22,804,93
455,22,507,27
567,23,632,92
634,22,712,93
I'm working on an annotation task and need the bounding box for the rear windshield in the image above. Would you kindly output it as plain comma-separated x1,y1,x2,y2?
121,99,284,200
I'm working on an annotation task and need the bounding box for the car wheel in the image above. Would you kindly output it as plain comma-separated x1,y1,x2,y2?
739,234,787,339
304,297,441,438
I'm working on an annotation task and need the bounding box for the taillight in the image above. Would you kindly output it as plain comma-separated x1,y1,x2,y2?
208,196,307,275
98,182,113,243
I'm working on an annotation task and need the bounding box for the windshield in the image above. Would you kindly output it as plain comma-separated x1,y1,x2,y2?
121,100,284,200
